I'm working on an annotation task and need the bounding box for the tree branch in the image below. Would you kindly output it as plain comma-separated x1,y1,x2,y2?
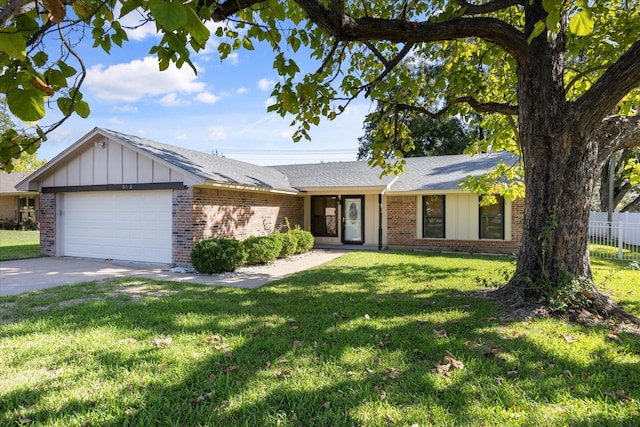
459,0,525,16
0,0,32,28
290,0,529,63
595,115,640,165
573,40,640,133
211,0,265,21
456,96,518,115
363,41,414,97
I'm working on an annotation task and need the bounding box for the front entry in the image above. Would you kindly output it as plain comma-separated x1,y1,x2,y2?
342,196,364,244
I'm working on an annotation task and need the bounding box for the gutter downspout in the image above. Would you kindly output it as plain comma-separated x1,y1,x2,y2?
378,190,385,250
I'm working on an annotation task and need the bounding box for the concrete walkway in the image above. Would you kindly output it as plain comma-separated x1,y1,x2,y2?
0,250,346,296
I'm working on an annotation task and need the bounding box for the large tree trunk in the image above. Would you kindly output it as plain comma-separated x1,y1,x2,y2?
511,5,598,295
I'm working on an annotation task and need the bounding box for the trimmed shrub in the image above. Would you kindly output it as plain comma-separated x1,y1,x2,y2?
291,227,314,254
191,238,247,274
273,232,297,258
243,235,282,265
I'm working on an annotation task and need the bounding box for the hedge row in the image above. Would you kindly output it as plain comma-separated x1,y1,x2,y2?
191,228,315,274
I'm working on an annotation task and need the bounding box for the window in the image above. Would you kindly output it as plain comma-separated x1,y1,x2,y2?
423,195,445,238
479,196,504,239
19,196,36,210
311,196,338,237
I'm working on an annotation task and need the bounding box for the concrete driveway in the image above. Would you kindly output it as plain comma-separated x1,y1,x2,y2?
0,250,346,296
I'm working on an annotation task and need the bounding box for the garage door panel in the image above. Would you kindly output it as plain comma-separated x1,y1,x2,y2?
63,191,172,263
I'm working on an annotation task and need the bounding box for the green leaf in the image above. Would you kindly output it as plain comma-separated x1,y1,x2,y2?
0,31,26,59
148,0,188,32
7,88,45,122
44,69,67,88
242,37,254,50
57,61,76,78
184,5,210,47
119,0,141,18
74,100,91,118
527,21,546,44
569,10,594,36
33,51,48,67
57,97,72,115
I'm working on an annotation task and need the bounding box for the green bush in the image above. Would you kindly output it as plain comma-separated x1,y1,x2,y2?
291,227,314,254
191,238,247,274
243,235,282,265
273,232,297,258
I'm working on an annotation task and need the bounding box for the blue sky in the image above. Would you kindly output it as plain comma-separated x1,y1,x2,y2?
39,16,372,165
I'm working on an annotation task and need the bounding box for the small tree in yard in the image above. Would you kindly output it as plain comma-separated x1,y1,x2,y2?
1,1,639,320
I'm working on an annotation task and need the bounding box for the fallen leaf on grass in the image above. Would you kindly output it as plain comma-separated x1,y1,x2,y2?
607,330,621,341
17,415,32,425
433,329,448,338
208,373,217,381
366,368,376,375
225,365,239,372
322,401,330,409
206,335,222,344
563,370,573,378
373,357,382,365
605,389,635,403
364,314,371,320
118,338,137,345
286,318,297,323
277,369,291,378
561,334,578,343
151,337,172,347
444,351,464,369
293,340,303,349
506,367,518,377
214,343,230,350
224,351,234,360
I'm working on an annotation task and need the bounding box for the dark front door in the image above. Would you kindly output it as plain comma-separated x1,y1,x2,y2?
342,196,364,244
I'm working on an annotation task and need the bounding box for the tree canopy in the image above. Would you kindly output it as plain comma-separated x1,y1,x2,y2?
1,0,640,317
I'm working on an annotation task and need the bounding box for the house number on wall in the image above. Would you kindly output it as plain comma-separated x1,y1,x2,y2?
121,184,134,190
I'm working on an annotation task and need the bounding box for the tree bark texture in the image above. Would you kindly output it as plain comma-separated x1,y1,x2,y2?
512,11,597,291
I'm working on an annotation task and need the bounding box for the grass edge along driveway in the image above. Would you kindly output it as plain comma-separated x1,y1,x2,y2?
1,251,639,426
0,230,41,261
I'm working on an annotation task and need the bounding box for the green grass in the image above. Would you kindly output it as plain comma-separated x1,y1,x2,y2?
0,230,41,261
1,251,639,426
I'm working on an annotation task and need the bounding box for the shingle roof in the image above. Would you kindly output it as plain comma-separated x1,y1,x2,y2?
389,152,518,192
0,172,33,194
100,129,297,193
273,161,395,189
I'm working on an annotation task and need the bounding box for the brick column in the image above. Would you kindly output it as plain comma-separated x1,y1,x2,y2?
39,193,57,256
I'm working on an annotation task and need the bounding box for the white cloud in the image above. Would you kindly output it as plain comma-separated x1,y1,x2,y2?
264,97,276,108
159,93,182,107
85,56,206,102
117,7,159,41
115,105,139,113
194,91,221,104
207,126,228,141
108,117,125,125
227,53,239,65
258,78,276,91
236,87,249,94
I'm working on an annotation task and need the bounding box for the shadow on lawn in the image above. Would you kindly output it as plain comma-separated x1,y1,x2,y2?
2,254,639,426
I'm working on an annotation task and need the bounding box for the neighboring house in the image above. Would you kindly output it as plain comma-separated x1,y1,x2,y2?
17,128,523,264
0,171,39,228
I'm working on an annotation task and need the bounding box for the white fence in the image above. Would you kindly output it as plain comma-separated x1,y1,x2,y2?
589,212,640,261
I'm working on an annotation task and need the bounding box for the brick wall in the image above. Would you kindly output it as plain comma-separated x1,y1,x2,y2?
386,195,524,254
39,193,56,256
172,189,194,264
171,187,304,264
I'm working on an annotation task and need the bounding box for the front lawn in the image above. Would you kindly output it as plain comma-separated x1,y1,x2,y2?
0,230,41,261
1,252,639,426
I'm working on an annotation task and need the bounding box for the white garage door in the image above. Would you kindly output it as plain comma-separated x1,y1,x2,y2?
62,191,172,263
